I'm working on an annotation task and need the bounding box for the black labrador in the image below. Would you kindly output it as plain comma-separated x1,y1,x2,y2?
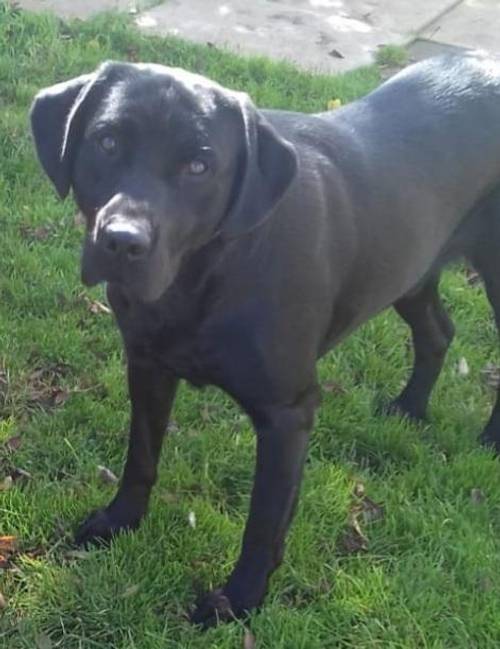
31,53,500,625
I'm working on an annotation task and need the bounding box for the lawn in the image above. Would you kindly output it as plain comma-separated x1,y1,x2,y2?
1,2,500,647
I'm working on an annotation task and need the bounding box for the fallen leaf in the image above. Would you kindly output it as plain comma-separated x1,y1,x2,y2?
83,296,111,315
121,584,140,598
0,477,13,491
5,436,21,452
97,465,118,485
167,421,180,434
327,98,342,110
243,630,256,649
10,467,32,481
200,405,211,423
471,488,485,505
35,633,53,649
188,511,196,529
353,482,365,498
160,491,179,504
338,483,384,554
322,380,347,395
65,550,91,561
0,536,17,553
458,357,470,377
52,388,70,407
479,576,494,592
19,224,53,242
339,520,368,554
464,266,481,287
0,536,17,568
0,592,6,609
26,364,72,410
360,495,385,523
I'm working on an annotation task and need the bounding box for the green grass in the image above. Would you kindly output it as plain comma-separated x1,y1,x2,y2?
375,44,409,68
1,2,500,647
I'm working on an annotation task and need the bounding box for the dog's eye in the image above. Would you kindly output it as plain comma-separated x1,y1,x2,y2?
99,135,118,155
186,159,208,175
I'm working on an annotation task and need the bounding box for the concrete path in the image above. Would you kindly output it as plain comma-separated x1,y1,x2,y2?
16,0,500,72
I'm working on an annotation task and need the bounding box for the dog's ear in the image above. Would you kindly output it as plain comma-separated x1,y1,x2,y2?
224,94,298,237
30,73,97,199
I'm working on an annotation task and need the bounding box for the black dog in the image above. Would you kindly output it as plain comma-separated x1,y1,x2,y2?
31,54,500,625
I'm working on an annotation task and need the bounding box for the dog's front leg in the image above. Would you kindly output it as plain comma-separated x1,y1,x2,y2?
75,363,178,545
191,389,317,626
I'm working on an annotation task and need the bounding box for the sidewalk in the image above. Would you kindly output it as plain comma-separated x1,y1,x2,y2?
16,0,500,72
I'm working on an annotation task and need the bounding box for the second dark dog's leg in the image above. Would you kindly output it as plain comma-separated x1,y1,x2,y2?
475,264,500,452
191,388,318,626
388,275,454,421
76,363,178,545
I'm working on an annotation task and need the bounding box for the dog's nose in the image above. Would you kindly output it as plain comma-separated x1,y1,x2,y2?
100,221,151,260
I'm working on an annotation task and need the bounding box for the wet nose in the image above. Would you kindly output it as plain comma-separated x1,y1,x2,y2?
100,221,151,260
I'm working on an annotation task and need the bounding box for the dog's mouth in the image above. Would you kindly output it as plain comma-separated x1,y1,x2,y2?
80,239,175,304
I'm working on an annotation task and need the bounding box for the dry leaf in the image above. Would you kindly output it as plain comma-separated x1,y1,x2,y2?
97,465,118,485
65,550,91,561
26,364,71,410
19,224,52,242
323,380,347,395
458,357,470,376
464,266,481,287
200,405,211,423
0,536,17,568
327,98,342,110
0,536,17,553
338,483,384,554
11,467,32,481
121,584,140,598
353,482,365,498
160,491,179,504
471,488,485,505
339,521,368,554
5,436,21,452
479,576,494,592
0,477,13,492
0,592,6,609
84,296,111,315
361,495,385,523
35,633,53,649
243,630,256,649
52,388,70,407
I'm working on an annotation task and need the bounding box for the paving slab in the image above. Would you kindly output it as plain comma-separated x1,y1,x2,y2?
420,0,500,55
136,0,457,73
15,1,500,73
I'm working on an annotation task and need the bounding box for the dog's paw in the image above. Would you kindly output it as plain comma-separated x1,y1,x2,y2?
190,586,260,628
74,508,139,547
377,396,427,423
190,589,236,627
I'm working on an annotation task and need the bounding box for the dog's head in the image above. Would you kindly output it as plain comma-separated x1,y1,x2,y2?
31,62,297,302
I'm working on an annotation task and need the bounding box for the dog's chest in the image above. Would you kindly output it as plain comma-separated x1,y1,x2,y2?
109,285,225,387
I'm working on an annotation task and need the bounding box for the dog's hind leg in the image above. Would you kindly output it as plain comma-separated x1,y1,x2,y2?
470,255,500,452
387,274,455,421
